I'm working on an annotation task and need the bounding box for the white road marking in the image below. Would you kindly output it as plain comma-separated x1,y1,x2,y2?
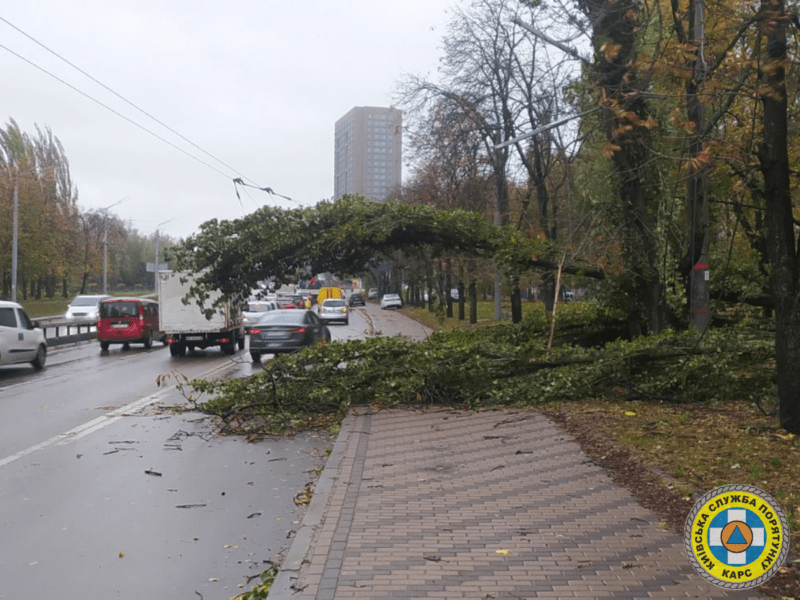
0,362,232,469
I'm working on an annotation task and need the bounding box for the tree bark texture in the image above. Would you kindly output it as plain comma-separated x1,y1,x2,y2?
579,0,665,335
758,0,799,433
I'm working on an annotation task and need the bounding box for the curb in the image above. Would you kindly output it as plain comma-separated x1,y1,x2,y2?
267,411,358,599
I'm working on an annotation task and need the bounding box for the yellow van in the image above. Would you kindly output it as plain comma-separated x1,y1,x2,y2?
316,287,343,302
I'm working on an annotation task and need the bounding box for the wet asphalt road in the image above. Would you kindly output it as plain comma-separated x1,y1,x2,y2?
0,302,429,599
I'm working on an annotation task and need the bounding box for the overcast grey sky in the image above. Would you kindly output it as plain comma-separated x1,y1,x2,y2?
1,1,452,239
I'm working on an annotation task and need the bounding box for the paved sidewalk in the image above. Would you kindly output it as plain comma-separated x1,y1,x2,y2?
269,408,759,600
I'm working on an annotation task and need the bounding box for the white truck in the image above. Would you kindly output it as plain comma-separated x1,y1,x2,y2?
158,271,244,357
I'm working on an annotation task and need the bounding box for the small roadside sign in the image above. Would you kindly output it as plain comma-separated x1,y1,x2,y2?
146,263,169,272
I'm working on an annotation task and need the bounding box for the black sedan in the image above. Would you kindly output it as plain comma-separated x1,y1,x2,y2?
348,293,365,307
247,309,331,362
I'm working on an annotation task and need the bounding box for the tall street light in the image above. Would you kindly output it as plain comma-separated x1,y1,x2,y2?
11,184,19,302
102,197,128,294
10,165,38,302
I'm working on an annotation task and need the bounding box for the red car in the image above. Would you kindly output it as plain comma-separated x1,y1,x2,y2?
97,297,165,350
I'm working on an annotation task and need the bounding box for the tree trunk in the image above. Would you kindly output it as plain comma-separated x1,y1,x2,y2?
445,262,453,318
511,276,522,323
469,278,477,324
581,0,665,335
541,270,555,313
457,280,465,321
674,0,710,331
759,0,799,433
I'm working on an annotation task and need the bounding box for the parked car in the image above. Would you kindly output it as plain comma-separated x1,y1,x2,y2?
319,298,349,325
367,288,379,300
348,293,365,307
65,294,112,321
242,298,278,332
0,300,47,369
380,293,403,310
97,297,165,350
247,309,330,361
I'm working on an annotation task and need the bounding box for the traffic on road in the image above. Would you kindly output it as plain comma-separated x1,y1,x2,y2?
0,291,429,598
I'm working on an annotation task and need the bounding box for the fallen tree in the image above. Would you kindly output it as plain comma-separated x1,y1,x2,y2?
178,303,774,437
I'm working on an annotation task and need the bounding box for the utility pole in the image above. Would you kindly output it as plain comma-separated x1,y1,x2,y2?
11,184,18,302
688,0,710,332
103,218,109,294
101,197,128,295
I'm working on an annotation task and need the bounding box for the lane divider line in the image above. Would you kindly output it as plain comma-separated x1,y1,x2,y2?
0,361,233,469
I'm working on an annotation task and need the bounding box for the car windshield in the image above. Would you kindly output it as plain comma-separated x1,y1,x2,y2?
384,294,400,300
323,300,345,307
254,310,306,325
71,297,101,306
245,301,272,312
100,301,139,318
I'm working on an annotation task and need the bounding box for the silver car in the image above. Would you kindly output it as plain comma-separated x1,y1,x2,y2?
65,294,112,320
319,298,349,325
242,298,278,332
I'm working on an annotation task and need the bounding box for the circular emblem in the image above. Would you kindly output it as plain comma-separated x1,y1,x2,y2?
684,484,790,589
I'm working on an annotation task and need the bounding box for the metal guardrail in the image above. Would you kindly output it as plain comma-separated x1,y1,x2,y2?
35,316,97,347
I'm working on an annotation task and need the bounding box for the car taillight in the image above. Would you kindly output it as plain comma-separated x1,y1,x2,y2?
292,327,307,333
249,328,262,334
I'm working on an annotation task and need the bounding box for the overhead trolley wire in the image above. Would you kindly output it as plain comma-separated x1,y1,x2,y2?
0,15,295,203
0,40,233,180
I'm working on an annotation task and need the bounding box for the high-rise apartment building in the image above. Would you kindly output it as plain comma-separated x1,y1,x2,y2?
334,106,402,202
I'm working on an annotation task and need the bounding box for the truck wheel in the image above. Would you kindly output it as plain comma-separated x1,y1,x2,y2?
237,334,245,350
221,341,236,355
170,342,186,357
250,351,261,362
100,341,110,351
143,331,153,349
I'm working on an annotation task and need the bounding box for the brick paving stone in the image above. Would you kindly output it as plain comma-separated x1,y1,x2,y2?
271,409,766,600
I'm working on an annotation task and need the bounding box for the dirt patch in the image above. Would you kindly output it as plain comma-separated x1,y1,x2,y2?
539,399,800,599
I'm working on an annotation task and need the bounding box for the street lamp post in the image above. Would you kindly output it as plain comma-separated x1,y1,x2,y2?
10,165,38,302
101,197,128,295
11,184,18,302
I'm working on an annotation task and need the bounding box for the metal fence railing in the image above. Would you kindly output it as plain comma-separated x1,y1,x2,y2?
35,317,97,347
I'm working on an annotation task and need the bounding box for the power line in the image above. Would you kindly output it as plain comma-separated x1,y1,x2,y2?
0,16,296,203
0,15,260,188
0,41,233,180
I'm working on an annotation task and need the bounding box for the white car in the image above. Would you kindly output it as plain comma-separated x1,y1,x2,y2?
380,293,403,310
242,298,278,332
0,300,47,369
318,298,349,325
65,294,112,320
